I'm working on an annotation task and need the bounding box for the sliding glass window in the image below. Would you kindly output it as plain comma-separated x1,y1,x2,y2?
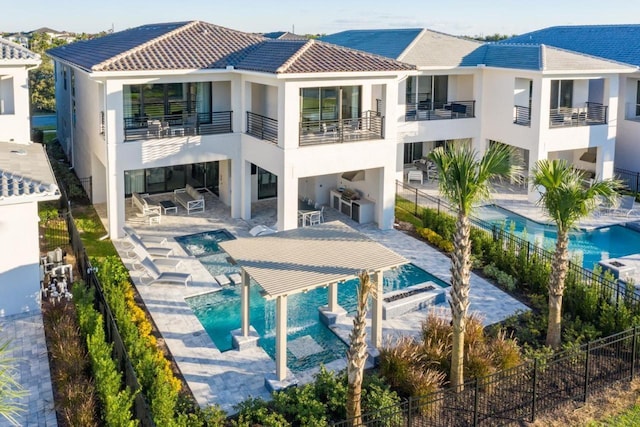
123,82,212,123
300,86,361,123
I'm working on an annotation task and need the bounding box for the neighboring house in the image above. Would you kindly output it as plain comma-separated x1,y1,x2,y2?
27,26,76,43
0,39,59,316
322,29,636,200
262,31,308,41
0,38,41,142
504,25,640,173
4,32,29,48
47,21,413,238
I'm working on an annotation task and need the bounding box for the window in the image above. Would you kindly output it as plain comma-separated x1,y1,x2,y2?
63,66,67,91
300,86,361,123
406,75,448,108
256,166,277,200
403,142,424,164
0,76,15,114
124,162,219,196
550,80,573,109
123,82,212,124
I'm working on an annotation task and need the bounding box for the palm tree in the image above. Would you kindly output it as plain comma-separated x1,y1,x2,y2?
429,143,518,391
0,339,27,426
346,270,374,424
531,159,619,349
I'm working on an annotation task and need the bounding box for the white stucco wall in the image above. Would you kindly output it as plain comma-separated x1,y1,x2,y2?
0,65,32,143
0,202,41,316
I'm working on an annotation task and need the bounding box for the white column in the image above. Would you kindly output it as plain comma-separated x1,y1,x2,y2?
105,80,125,238
328,282,338,312
277,167,299,231
241,270,251,337
371,270,384,348
275,294,288,381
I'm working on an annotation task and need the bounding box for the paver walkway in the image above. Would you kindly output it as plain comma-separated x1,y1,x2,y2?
0,312,56,427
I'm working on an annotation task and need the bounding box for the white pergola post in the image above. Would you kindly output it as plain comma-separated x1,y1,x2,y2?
241,270,251,337
275,294,288,381
371,270,384,348
328,282,338,312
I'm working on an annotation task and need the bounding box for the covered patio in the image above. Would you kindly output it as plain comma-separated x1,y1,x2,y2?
219,221,408,387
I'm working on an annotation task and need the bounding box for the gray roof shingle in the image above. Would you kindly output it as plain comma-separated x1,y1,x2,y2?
0,38,40,62
47,21,414,74
399,30,482,67
0,142,59,203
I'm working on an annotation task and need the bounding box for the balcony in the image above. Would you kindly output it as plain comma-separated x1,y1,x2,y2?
123,111,232,141
513,105,531,126
549,103,607,128
246,111,278,144
405,100,475,121
299,111,384,146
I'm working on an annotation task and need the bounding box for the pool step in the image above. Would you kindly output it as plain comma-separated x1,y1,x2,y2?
228,273,242,285
214,274,231,286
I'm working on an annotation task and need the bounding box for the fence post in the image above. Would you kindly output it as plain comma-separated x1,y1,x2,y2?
407,396,413,427
414,188,418,216
437,198,441,215
632,326,638,380
473,378,480,426
584,341,591,402
531,358,538,422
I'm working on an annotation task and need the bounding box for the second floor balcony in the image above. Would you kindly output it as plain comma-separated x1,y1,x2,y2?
549,103,607,128
299,111,384,146
405,100,475,121
123,111,233,142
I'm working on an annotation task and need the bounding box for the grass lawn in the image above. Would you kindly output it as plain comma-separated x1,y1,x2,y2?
71,205,119,259
588,403,640,426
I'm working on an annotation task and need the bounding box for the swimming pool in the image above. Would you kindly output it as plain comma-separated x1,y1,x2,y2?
180,229,448,372
476,205,640,269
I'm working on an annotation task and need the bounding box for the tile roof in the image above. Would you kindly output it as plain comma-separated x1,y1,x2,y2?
0,38,40,62
398,29,482,67
47,21,266,72
0,142,59,203
262,31,307,41
320,28,424,59
459,44,634,71
47,21,413,74
504,25,640,67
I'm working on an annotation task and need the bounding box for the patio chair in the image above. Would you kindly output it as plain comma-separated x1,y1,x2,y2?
407,170,423,185
123,226,168,245
138,257,192,286
126,232,174,258
249,224,277,237
131,244,183,271
610,195,640,217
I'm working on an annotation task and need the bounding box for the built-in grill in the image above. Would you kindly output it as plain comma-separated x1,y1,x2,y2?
341,188,360,202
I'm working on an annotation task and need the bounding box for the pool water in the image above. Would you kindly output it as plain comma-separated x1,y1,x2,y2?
476,205,640,269
180,230,448,373
174,229,235,257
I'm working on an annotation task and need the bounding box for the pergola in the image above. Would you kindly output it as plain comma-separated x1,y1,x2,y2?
219,221,408,382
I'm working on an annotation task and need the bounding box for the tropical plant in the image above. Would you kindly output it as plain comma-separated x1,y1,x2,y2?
428,142,519,390
346,270,373,424
531,159,619,349
0,338,27,426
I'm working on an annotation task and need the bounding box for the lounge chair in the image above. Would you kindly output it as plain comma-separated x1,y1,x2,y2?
123,226,168,245
131,244,182,271
138,257,192,286
249,225,277,237
126,232,174,258
610,195,640,217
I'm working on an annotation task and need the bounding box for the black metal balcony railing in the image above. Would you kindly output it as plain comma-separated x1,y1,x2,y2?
123,111,232,141
299,111,384,146
549,102,607,128
405,100,475,121
513,105,531,126
246,111,278,144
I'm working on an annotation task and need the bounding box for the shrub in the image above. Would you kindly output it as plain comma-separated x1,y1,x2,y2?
312,366,347,421
271,384,328,426
417,227,454,253
482,264,517,292
232,397,290,427
379,336,423,395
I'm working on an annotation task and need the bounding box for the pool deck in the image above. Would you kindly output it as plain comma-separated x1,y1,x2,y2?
105,191,531,414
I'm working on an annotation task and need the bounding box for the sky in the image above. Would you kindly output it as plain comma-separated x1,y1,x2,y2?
3,0,640,37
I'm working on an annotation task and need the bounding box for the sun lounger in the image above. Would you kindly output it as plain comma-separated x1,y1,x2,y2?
132,245,182,270
249,225,277,237
228,273,242,285
138,257,191,286
123,226,168,245
215,274,231,286
126,232,173,258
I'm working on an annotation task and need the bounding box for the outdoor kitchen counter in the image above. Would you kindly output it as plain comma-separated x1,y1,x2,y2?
330,189,375,224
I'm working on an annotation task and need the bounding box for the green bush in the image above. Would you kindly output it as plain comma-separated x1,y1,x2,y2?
417,227,454,253
312,366,347,421
232,397,290,427
271,384,328,427
482,264,517,292
74,284,138,427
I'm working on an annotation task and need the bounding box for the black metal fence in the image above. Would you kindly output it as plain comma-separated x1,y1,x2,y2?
64,210,156,427
615,167,640,194
334,324,640,426
247,111,278,143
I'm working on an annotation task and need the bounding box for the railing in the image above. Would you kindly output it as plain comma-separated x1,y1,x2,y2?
549,103,607,128
405,99,475,121
246,111,278,144
299,111,384,146
513,105,531,126
615,167,640,194
123,111,232,141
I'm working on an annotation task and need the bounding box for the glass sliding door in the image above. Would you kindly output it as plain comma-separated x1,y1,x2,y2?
124,161,219,196
256,167,277,199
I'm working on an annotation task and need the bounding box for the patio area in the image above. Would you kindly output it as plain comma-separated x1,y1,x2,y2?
101,190,529,413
